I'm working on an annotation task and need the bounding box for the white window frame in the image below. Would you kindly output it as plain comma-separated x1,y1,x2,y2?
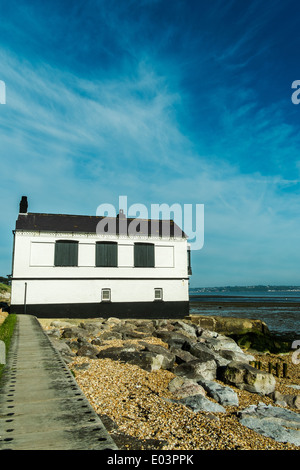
154,288,163,301
101,288,111,302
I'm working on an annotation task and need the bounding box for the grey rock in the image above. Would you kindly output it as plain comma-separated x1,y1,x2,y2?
96,345,175,372
197,378,239,406
219,360,276,395
189,342,230,367
269,391,300,410
218,349,255,364
76,344,99,358
50,338,76,362
154,330,194,349
99,331,123,341
168,377,206,399
174,359,217,381
175,394,226,413
46,328,61,338
170,346,196,364
50,320,74,329
172,321,197,337
238,402,300,446
61,327,89,339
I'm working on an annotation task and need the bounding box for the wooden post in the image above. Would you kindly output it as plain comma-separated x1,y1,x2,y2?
283,363,287,378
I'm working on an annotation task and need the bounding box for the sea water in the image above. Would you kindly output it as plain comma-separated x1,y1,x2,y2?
189,289,300,342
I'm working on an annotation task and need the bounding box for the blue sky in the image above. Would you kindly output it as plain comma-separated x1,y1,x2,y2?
1,0,300,287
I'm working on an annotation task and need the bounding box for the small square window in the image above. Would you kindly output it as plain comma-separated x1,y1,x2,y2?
101,288,111,302
154,288,163,301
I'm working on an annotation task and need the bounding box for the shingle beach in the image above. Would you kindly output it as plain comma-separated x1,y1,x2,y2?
39,317,300,451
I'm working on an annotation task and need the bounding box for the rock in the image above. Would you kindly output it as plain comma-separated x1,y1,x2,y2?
121,327,148,340
238,402,300,446
172,321,197,337
99,331,123,341
91,337,104,346
219,361,276,395
174,359,217,381
79,321,104,334
46,328,61,338
269,391,300,410
139,342,175,369
168,376,206,399
72,362,90,370
197,378,239,406
218,349,255,364
204,334,251,355
187,315,270,336
50,320,74,329
170,346,196,364
175,394,226,413
61,327,89,339
189,342,230,367
154,330,194,349
50,338,76,362
124,319,155,335
105,317,122,325
96,345,175,372
76,344,99,358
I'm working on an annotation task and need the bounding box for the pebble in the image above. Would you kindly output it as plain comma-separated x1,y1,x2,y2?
39,317,300,450
67,345,300,450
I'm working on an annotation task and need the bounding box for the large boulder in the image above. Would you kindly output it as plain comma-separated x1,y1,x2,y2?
174,359,217,381
269,391,300,410
175,394,226,413
168,376,206,399
218,349,255,364
96,344,175,372
197,378,239,406
153,330,194,350
61,327,89,339
49,338,76,363
188,342,230,367
169,346,197,364
238,402,300,446
219,361,276,395
76,344,99,358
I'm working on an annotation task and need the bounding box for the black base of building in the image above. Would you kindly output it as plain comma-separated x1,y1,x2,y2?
10,301,189,319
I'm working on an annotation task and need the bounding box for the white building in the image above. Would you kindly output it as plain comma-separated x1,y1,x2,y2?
10,197,192,318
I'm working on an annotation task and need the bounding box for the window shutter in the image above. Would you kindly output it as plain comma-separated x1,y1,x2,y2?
134,243,154,267
96,242,118,267
54,241,78,266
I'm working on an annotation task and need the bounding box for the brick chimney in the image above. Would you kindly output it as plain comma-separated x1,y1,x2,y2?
19,196,28,214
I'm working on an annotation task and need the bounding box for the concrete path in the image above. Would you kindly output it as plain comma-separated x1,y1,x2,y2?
0,314,118,450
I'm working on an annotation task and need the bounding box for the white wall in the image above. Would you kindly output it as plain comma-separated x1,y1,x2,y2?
11,278,189,305
11,231,190,305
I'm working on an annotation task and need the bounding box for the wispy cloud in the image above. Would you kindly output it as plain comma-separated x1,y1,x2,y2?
1,0,300,286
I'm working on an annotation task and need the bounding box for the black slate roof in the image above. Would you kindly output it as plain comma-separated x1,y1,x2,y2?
15,212,186,238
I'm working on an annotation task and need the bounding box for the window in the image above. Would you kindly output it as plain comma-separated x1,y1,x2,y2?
134,243,154,267
96,242,118,267
154,288,163,301
54,240,78,266
101,288,111,302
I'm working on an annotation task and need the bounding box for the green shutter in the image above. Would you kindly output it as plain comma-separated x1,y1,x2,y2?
54,241,78,266
134,243,154,267
96,242,118,267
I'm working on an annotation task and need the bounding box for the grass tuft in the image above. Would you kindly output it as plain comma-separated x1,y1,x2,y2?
0,313,17,378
